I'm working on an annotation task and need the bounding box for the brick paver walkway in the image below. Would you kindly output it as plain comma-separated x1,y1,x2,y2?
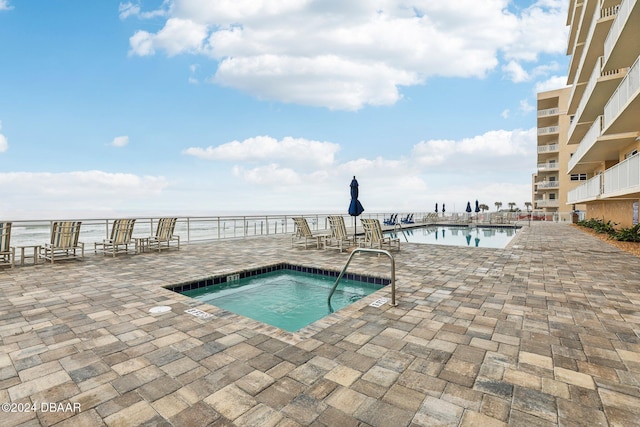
1,222,639,426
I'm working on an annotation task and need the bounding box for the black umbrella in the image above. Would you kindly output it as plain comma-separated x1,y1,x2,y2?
475,200,480,213
348,176,364,240
435,203,438,213
466,202,472,213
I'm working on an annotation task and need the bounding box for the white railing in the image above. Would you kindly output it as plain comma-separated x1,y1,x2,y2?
567,174,602,203
537,108,560,117
538,126,560,135
604,0,635,63
568,115,603,171
536,181,560,189
537,162,559,170
603,152,640,195
604,55,640,130
534,200,559,208
537,144,559,153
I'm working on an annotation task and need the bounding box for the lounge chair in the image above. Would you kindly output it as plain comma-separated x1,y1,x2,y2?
325,216,356,252
41,221,84,263
401,213,414,224
384,214,398,226
360,218,400,251
94,219,136,256
291,217,325,249
0,222,15,268
149,218,180,252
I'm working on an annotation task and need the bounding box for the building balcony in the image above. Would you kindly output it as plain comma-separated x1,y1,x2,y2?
537,107,560,118
534,199,560,208
603,55,640,135
537,144,559,154
568,56,626,139
538,126,559,136
603,0,639,71
567,175,603,203
537,162,559,171
535,181,560,190
568,153,640,203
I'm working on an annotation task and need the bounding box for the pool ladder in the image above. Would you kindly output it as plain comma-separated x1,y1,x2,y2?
328,248,397,307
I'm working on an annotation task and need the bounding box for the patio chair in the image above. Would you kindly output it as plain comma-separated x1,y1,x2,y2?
360,218,400,251
325,216,356,252
291,217,325,249
401,213,414,224
0,222,15,268
149,218,180,252
40,221,84,263
94,219,136,257
384,214,398,226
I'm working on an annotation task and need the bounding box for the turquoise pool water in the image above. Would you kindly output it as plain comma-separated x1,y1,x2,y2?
181,269,383,332
387,225,519,248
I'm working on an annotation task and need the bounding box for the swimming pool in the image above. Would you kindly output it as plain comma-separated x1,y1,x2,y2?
169,264,386,332
387,225,519,248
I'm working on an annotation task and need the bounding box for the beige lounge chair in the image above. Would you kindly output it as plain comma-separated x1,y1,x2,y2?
291,217,325,249
0,222,15,268
41,221,84,263
94,219,136,256
149,218,180,252
360,218,400,251
325,216,356,252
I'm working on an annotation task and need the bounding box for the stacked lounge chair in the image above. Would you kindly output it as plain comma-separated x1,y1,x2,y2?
94,219,137,257
41,221,84,263
0,222,15,268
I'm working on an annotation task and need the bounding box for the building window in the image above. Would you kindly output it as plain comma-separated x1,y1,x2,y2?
549,193,556,200
570,174,587,181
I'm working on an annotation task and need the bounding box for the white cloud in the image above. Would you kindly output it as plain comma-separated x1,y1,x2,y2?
184,135,340,168
503,60,530,83
412,128,536,172
0,121,7,152
535,75,569,92
0,171,169,217
519,99,535,113
110,136,129,147
127,0,569,110
501,109,510,119
119,1,170,20
0,0,13,11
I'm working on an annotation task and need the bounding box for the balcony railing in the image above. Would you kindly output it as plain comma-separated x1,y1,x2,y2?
537,144,559,153
567,174,603,203
537,162,559,171
538,126,560,135
604,0,635,63
604,55,640,131
537,108,560,117
534,199,560,208
568,115,603,171
603,152,640,196
536,181,560,189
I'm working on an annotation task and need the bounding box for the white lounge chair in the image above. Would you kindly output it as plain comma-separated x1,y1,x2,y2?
325,216,356,252
149,218,180,252
41,221,84,263
360,218,400,251
94,219,136,256
0,222,15,268
291,217,325,249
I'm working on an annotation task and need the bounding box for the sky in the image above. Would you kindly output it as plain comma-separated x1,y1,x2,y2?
0,0,570,219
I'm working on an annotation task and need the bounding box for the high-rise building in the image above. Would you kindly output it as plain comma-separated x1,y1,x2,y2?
563,0,640,227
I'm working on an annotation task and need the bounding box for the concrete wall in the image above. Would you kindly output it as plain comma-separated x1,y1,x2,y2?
587,199,639,228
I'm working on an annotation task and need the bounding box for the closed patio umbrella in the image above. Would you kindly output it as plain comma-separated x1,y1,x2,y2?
348,176,364,240
435,203,438,213
466,202,472,213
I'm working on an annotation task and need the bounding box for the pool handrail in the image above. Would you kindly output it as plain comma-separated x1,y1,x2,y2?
328,248,397,307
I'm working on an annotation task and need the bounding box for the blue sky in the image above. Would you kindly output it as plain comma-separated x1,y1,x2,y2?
0,0,569,219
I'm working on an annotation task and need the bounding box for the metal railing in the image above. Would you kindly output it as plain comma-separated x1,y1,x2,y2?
328,248,396,307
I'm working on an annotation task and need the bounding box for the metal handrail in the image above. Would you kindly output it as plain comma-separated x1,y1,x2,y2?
328,248,397,307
